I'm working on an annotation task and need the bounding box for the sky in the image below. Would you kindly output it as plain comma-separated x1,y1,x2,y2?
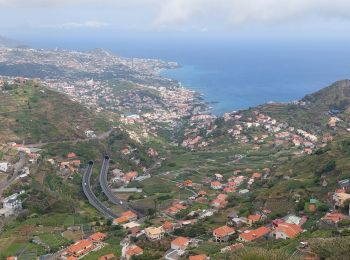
2,0,350,42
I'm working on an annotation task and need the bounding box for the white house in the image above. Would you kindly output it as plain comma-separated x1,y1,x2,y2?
0,190,24,217
0,162,9,172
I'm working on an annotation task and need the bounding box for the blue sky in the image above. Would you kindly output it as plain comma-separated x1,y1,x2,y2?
2,0,350,42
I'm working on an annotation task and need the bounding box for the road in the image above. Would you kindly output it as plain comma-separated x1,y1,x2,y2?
0,152,26,197
99,156,142,215
82,161,119,219
24,128,114,148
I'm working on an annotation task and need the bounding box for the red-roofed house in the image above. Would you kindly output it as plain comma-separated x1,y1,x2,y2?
319,212,349,228
198,191,207,197
211,181,222,190
122,211,138,221
238,227,271,242
252,172,262,179
274,223,303,239
248,214,261,225
98,254,116,260
126,245,143,260
122,171,138,183
67,239,94,257
88,232,107,242
67,152,77,159
162,221,174,233
171,236,190,250
113,216,129,225
6,257,17,260
189,254,209,260
213,225,235,242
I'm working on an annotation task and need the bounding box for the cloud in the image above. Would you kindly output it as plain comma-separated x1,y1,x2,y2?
152,0,350,28
42,21,109,29
2,0,350,31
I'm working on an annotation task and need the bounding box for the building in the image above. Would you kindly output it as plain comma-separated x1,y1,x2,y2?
88,232,107,242
0,162,9,172
125,245,143,260
274,223,303,239
145,226,164,240
171,236,189,250
121,211,138,221
238,226,271,242
67,239,94,257
189,254,209,260
213,225,235,242
98,254,116,260
211,194,228,209
113,216,129,225
211,181,222,190
248,214,261,226
333,190,350,207
0,191,24,217
318,212,348,228
162,221,175,233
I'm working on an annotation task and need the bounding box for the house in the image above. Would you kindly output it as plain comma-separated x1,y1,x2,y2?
122,171,138,183
213,225,235,242
126,245,143,260
113,216,129,225
211,181,222,190
0,191,24,217
129,226,142,238
121,211,138,221
145,226,164,240
171,236,189,250
333,189,350,207
274,223,303,239
215,173,224,181
220,243,244,253
67,152,77,159
338,179,350,189
123,221,141,230
184,180,193,187
66,256,77,260
318,212,348,228
211,194,228,209
6,257,17,260
248,214,261,225
252,172,262,179
189,254,209,260
88,232,107,242
198,191,207,197
0,162,9,172
162,221,175,233
147,148,158,157
165,203,187,216
238,226,271,242
230,217,248,228
67,239,94,257
98,254,116,260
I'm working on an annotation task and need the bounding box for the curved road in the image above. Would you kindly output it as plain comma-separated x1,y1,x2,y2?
99,156,141,215
82,161,119,219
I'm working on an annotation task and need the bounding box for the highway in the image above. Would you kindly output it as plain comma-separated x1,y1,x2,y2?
99,155,140,215
82,161,119,219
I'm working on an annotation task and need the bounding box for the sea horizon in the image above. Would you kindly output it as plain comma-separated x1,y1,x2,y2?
22,36,350,115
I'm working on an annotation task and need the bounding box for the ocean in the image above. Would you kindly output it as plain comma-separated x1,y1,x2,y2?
25,36,350,115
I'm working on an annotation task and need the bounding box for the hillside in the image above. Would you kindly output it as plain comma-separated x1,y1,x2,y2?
0,36,22,48
0,80,111,143
258,79,350,134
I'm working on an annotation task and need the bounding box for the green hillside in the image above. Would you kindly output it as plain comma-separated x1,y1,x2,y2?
0,80,111,143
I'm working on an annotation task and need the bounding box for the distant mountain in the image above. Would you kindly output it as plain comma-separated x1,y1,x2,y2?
0,35,24,48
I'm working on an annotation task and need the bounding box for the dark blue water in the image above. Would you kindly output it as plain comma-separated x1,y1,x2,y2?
24,35,350,115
